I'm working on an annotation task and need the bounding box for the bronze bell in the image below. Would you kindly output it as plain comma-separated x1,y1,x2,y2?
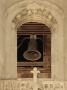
23,34,41,61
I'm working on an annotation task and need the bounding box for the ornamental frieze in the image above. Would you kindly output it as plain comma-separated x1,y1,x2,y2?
13,8,57,29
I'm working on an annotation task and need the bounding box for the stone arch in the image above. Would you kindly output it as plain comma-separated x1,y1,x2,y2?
4,0,64,80
6,0,59,31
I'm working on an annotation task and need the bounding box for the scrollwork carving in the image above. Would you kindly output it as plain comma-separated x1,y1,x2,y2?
13,5,57,29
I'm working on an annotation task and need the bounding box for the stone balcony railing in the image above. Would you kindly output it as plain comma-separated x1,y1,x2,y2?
0,79,64,90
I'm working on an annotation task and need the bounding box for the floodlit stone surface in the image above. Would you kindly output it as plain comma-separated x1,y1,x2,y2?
0,0,67,89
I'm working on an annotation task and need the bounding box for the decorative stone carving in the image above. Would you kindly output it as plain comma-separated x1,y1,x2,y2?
13,6,57,29
31,67,40,83
0,79,64,90
30,67,40,90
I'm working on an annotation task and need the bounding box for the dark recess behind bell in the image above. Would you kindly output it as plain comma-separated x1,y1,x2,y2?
17,35,43,62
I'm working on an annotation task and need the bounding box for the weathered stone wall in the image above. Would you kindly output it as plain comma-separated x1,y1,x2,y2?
0,0,67,89
0,0,65,79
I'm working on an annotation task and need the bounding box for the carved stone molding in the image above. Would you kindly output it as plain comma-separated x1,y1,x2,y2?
13,7,57,30
6,0,64,31
0,79,64,90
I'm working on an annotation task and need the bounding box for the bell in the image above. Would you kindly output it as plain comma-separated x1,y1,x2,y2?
23,34,41,61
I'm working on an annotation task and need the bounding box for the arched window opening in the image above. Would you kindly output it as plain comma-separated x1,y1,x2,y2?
17,22,51,78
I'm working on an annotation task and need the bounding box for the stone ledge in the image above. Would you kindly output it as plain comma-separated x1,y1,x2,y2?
0,79,64,90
